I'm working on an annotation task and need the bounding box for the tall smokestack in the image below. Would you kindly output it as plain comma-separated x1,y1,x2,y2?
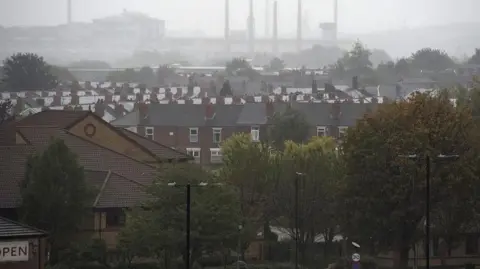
272,1,278,55
296,0,302,52
67,0,72,24
333,0,338,41
248,0,255,55
225,0,230,52
265,0,270,38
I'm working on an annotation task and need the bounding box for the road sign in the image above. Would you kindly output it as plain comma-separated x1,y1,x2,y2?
352,253,361,262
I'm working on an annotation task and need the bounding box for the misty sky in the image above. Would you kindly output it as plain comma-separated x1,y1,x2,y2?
1,0,479,35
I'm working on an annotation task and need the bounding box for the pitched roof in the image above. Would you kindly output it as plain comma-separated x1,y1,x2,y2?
119,128,192,161
236,103,268,125
16,126,156,186
15,110,163,163
0,216,47,238
14,110,89,128
85,170,149,208
110,110,139,127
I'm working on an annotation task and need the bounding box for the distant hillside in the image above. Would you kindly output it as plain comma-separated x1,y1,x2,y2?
347,22,480,59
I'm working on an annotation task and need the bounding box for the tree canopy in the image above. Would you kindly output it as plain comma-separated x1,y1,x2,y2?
119,163,241,268
268,105,310,149
2,53,58,91
340,92,480,268
20,138,92,264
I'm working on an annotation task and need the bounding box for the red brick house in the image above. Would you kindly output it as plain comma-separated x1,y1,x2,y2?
111,98,378,165
0,110,191,248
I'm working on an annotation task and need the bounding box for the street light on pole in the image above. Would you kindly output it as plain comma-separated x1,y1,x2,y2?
294,172,306,269
399,153,459,269
168,182,223,269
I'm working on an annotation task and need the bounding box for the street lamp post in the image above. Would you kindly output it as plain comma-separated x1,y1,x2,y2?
400,154,458,269
168,182,218,269
237,224,243,269
294,172,305,269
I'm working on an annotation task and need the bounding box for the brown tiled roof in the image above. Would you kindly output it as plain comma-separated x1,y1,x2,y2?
119,128,192,161
14,110,89,128
16,126,157,186
0,216,47,238
86,170,149,208
0,145,36,208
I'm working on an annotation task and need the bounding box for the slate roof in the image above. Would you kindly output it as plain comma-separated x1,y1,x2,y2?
111,102,378,128
86,170,149,208
14,110,89,128
16,126,156,186
0,128,156,209
119,128,192,161
0,216,47,238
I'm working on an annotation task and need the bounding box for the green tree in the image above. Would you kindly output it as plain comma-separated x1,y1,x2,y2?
272,137,342,267
219,80,233,96
269,57,286,72
268,105,310,149
467,48,480,65
340,92,479,269
20,138,92,265
410,48,455,72
220,134,276,257
49,66,77,84
342,41,372,71
121,163,241,268
137,66,156,86
2,53,58,91
0,99,12,124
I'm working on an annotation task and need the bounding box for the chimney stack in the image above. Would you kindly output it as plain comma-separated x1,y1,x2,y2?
67,0,72,24
272,1,278,54
225,0,230,52
296,0,302,52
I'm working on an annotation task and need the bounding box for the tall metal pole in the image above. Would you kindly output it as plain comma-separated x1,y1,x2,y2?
186,184,191,269
425,156,430,269
294,175,299,269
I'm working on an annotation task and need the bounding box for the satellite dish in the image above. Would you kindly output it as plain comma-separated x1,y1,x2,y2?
352,242,360,248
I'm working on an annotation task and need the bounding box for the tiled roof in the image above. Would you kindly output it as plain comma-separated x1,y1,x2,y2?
16,126,156,185
0,146,37,208
0,217,47,238
14,110,89,128
119,128,191,161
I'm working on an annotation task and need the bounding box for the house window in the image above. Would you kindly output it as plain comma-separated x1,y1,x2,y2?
145,127,154,140
106,210,126,228
316,126,327,136
210,148,223,163
465,235,479,254
189,128,199,143
251,126,260,141
186,148,201,164
213,128,222,143
338,126,348,137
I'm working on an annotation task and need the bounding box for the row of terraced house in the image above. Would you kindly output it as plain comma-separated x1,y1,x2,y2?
2,100,480,269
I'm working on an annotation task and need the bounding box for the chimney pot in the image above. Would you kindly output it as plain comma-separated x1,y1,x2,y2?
265,101,274,118
205,102,215,119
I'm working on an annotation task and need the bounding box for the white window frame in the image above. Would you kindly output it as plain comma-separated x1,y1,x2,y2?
210,148,223,163
338,126,348,137
145,126,154,140
189,127,199,143
251,126,260,142
213,128,222,143
186,148,201,163
316,126,327,137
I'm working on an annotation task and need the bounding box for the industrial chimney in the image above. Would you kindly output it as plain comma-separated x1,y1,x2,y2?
272,0,278,55
225,0,230,52
265,0,270,38
333,0,338,42
248,0,255,55
296,0,302,52
67,0,72,24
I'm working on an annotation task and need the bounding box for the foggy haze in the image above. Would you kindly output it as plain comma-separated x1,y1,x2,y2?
2,0,480,35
